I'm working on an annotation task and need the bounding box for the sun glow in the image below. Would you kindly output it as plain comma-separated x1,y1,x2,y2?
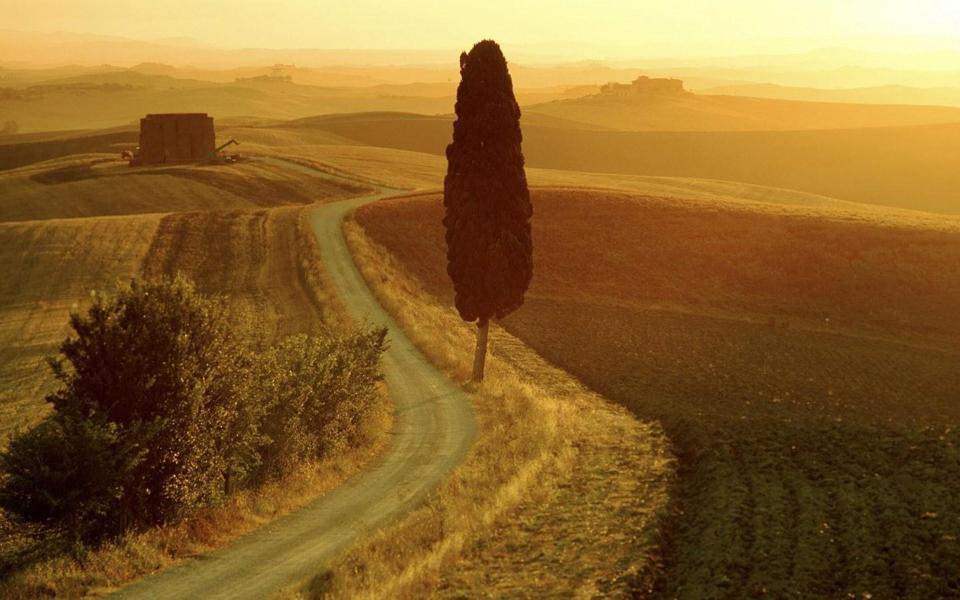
1,0,958,57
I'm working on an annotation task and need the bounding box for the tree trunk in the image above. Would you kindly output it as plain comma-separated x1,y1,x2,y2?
472,319,489,383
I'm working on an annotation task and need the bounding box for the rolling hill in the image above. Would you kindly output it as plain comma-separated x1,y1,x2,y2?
0,154,365,222
524,89,960,131
354,188,960,599
0,76,456,133
257,111,960,214
701,82,960,108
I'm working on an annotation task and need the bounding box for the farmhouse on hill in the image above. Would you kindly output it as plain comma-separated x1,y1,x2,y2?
136,113,216,165
600,76,687,96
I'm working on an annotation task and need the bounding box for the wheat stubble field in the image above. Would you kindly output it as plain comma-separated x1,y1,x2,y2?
354,188,960,598
3,90,960,598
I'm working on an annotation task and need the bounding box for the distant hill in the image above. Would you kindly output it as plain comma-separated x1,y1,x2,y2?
0,73,459,132
524,78,960,131
701,83,960,108
0,65,600,133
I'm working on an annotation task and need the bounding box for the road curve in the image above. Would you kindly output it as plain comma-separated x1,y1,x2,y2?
110,159,476,600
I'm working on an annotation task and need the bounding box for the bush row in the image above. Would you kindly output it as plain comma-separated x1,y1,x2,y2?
0,277,387,542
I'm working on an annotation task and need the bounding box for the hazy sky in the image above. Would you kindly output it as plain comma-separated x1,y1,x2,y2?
3,0,960,56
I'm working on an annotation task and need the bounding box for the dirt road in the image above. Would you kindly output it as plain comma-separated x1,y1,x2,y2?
110,159,476,599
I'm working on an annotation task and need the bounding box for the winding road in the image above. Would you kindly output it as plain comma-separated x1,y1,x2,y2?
110,159,476,599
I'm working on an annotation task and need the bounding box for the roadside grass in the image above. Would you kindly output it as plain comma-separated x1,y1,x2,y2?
286,217,673,598
354,189,960,598
0,395,392,600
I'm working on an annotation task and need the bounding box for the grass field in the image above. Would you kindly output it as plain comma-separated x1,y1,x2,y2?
0,154,366,222
0,203,349,440
141,207,334,341
0,167,374,597
354,188,960,598
0,214,161,437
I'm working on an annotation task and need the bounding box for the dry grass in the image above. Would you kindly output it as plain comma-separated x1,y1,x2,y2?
0,394,393,600
0,214,162,438
0,155,363,223
354,188,960,598
141,207,334,342
287,218,673,598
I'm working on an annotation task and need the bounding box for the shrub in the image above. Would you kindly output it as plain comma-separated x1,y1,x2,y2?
0,416,141,542
0,276,388,544
255,329,387,480
46,277,259,526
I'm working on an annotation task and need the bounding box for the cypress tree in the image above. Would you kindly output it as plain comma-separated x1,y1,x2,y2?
443,40,532,382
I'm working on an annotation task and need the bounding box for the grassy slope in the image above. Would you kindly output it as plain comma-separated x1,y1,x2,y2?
0,151,362,439
0,154,365,222
354,189,960,599
233,135,932,225
269,112,960,214
0,131,137,171
524,91,960,131
0,215,162,437
0,156,379,598
141,207,331,342
0,206,338,440
302,219,671,598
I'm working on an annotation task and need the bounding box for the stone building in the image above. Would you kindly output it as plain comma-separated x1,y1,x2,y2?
136,113,215,165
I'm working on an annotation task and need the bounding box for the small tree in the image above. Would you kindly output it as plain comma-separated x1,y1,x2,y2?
443,40,533,382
